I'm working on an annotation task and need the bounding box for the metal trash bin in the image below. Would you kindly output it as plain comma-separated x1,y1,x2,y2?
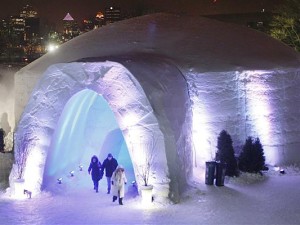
205,161,216,185
215,161,227,186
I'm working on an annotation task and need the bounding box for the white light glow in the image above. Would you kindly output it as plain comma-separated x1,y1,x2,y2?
47,43,59,52
190,70,280,182
192,110,213,162
13,178,26,199
241,70,278,164
22,145,45,196
244,71,271,139
122,113,140,128
140,185,154,209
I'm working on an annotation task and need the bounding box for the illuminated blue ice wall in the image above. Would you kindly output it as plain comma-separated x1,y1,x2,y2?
43,89,135,191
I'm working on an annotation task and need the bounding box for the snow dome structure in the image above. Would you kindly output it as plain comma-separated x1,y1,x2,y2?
10,13,300,202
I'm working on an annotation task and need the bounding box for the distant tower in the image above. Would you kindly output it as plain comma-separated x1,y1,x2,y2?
105,6,121,25
82,18,94,32
20,4,38,18
94,11,105,28
82,11,104,32
0,19,9,34
20,4,39,40
9,16,25,45
62,13,80,41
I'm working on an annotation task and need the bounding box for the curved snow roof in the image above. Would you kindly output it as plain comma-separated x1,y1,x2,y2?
25,13,300,74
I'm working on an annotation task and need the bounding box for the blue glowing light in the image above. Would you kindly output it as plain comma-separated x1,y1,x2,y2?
43,89,134,191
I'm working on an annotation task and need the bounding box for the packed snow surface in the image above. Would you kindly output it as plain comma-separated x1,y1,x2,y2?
1,167,300,225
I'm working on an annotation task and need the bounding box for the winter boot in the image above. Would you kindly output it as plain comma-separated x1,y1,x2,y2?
113,196,117,202
119,198,123,205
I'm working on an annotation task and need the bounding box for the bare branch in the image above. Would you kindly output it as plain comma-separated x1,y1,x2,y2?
136,136,157,186
15,131,37,179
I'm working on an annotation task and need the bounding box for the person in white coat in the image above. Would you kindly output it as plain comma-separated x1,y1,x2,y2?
112,165,127,205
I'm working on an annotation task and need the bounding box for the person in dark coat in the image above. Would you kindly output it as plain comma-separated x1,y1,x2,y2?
101,153,118,194
88,155,102,193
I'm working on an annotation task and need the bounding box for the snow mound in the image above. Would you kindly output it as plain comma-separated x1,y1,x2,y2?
228,172,267,185
227,164,300,186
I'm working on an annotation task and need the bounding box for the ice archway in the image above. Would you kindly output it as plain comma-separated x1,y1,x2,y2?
12,59,191,202
42,89,135,192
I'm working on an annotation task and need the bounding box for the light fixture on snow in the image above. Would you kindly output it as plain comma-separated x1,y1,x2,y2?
70,171,75,176
23,189,32,199
57,178,63,184
79,165,83,171
131,180,137,187
280,169,285,175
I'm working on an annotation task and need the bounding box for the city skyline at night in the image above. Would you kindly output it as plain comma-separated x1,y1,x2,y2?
0,0,281,29
0,0,283,63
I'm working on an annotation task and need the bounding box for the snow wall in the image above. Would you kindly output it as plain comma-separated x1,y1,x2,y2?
188,69,300,181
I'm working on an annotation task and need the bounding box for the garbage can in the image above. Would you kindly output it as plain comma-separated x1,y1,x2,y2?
205,161,216,185
215,161,227,186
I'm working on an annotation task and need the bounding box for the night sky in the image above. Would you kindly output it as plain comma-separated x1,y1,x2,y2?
0,0,281,29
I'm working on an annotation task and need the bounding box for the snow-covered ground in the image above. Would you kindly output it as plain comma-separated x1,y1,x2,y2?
1,166,300,225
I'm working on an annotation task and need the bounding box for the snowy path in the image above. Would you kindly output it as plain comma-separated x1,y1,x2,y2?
1,173,300,225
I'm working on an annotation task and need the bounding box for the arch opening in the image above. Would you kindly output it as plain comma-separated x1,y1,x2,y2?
42,89,135,194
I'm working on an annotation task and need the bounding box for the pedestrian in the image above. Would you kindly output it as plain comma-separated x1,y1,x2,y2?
101,153,118,194
88,155,102,193
112,165,127,205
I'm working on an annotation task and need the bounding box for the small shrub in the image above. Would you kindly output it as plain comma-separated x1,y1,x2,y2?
216,130,238,177
238,137,266,173
0,128,5,152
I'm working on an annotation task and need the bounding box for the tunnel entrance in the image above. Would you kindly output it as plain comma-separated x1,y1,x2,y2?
12,61,174,201
42,89,135,194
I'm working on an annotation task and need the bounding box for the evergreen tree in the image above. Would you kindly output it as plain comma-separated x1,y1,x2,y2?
216,130,238,177
253,138,266,172
238,137,253,172
238,137,266,173
0,128,5,152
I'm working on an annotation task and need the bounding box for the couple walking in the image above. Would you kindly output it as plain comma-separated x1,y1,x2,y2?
88,153,127,205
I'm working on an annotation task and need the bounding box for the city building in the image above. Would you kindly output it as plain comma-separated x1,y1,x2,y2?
82,11,105,32
105,6,121,25
82,18,94,32
62,13,80,42
94,11,105,28
9,16,25,45
19,4,43,62
0,3,129,62
20,5,40,40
